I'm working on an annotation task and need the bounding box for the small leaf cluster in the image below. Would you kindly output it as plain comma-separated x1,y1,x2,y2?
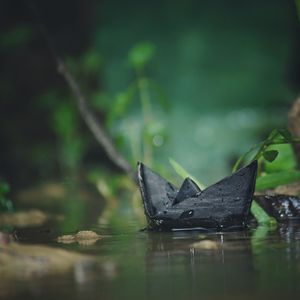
0,181,13,212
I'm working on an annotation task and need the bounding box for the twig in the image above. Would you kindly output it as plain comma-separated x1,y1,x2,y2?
57,60,136,181
27,1,137,182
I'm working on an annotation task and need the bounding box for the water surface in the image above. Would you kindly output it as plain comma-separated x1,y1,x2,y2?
1,217,300,300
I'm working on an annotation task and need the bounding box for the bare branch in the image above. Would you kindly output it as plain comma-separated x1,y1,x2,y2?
57,59,137,182
27,1,136,182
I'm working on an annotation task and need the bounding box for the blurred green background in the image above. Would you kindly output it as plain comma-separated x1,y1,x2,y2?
1,0,300,193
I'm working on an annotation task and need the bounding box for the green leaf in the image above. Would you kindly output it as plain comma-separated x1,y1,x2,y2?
0,182,10,195
0,26,32,48
90,91,111,112
107,83,137,127
0,181,13,212
264,144,296,173
52,102,77,138
233,128,300,172
169,158,206,190
148,80,170,111
82,50,103,74
262,150,278,162
256,170,300,191
128,42,155,70
251,200,276,224
277,128,292,141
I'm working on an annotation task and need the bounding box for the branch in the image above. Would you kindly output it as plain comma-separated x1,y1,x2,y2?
57,59,137,182
26,1,136,182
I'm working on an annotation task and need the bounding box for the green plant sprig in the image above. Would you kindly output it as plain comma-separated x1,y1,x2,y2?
232,129,300,172
169,158,206,189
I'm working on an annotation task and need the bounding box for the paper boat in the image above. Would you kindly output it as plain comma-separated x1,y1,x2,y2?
137,161,257,231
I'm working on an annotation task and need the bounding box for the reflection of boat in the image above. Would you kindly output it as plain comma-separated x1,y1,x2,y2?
137,161,257,231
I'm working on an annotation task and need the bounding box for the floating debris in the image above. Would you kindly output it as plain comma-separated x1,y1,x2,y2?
57,230,102,245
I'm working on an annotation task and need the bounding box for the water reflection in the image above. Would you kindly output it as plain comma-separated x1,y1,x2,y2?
1,222,300,300
144,231,256,300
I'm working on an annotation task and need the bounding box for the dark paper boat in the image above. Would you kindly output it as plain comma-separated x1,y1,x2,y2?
138,160,257,231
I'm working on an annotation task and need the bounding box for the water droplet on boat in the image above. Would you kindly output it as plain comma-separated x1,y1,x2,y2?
180,210,194,219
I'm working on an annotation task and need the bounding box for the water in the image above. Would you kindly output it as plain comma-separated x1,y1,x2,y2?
1,217,300,300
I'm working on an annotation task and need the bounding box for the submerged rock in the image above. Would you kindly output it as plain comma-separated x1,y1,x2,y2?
138,161,257,231
57,230,102,245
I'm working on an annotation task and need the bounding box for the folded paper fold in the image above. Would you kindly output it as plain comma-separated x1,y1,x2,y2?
138,160,257,231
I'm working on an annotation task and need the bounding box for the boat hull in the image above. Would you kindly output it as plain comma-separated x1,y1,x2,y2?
138,161,257,231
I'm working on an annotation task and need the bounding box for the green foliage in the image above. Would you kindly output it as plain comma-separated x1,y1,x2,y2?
171,128,300,194
234,129,300,185
66,49,103,76
264,144,296,173
81,50,103,74
38,42,167,175
148,80,170,111
104,41,169,167
39,91,87,173
0,25,32,48
256,170,300,191
168,128,300,225
62,42,168,170
52,102,77,138
262,150,278,162
251,200,276,225
128,42,155,71
0,181,13,212
232,128,300,172
169,158,206,189
106,83,137,127
53,102,86,171
232,128,300,223
90,91,111,112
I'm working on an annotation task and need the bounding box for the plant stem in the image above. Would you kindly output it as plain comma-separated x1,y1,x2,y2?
232,142,263,172
232,137,300,172
58,61,136,181
137,71,153,165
